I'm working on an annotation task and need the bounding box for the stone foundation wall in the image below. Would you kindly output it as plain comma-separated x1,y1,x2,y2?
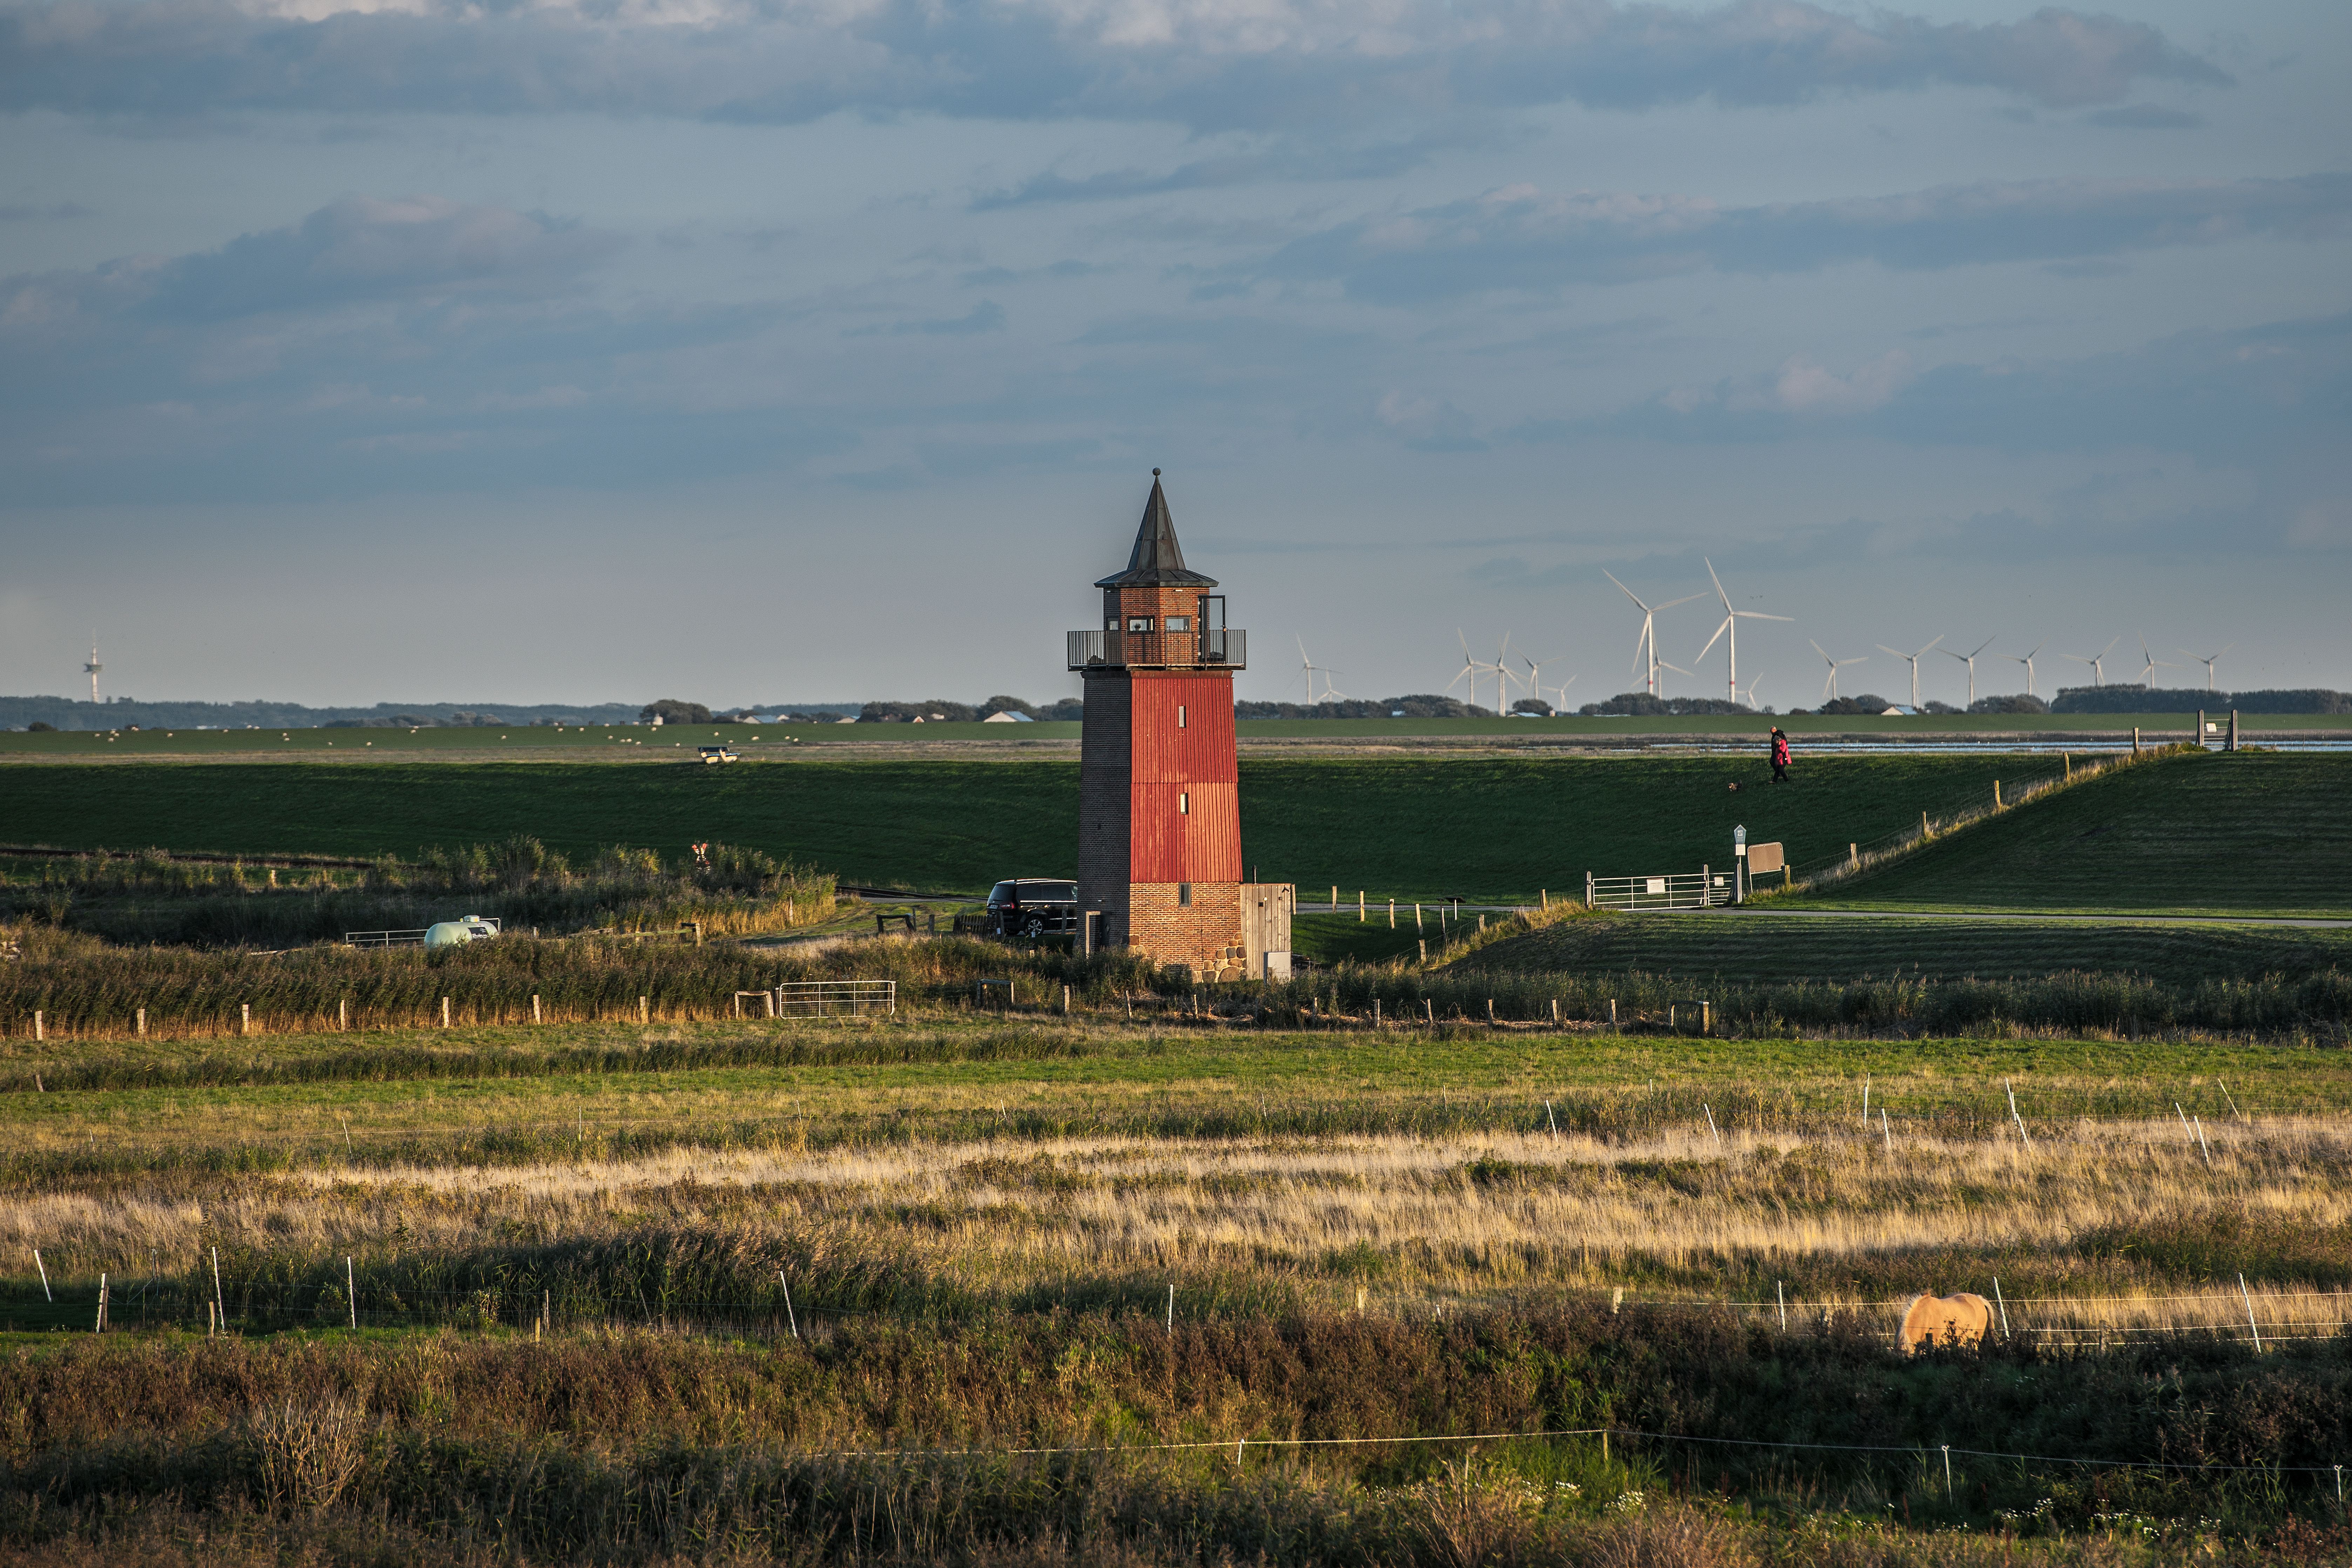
1126,880,1245,977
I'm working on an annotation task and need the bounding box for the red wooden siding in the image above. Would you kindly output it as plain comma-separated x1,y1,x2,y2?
1128,672,1238,784
1129,782,1242,882
1126,671,1240,882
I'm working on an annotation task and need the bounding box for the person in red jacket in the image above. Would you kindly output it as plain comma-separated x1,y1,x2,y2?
1770,726,1791,784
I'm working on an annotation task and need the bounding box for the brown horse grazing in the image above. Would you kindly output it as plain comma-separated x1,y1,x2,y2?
1900,1292,1994,1353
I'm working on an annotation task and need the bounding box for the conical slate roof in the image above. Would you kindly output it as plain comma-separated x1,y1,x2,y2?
1095,471,1218,589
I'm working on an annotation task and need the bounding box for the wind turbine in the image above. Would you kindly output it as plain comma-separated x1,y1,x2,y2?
1295,638,1344,704
84,639,103,706
2179,644,2233,691
2064,636,2120,688
1491,634,1523,714
1520,652,1566,714
1941,637,1995,707
1875,636,1944,710
1603,572,1703,697
2005,642,2044,698
2136,635,2177,691
1447,631,1509,715
1810,640,1867,703
1694,559,1791,705
1737,673,1767,711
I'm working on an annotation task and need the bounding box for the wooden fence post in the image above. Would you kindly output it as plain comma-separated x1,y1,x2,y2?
639,996,649,1025
532,994,541,1024
337,999,348,1031
441,996,451,1028
136,1007,146,1036
241,1003,251,1036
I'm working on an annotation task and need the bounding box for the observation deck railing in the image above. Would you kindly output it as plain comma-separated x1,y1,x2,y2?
1066,628,1246,671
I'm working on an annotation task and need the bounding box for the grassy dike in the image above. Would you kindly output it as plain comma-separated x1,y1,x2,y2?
0,752,2073,902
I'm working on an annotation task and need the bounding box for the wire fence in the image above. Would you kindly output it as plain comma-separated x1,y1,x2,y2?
1783,755,2087,889
14,1267,2351,1351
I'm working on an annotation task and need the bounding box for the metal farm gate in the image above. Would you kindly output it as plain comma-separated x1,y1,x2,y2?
1584,868,1734,911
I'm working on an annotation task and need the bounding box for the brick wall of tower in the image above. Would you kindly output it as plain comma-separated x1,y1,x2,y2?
1126,881,1246,975
1077,671,1133,941
1111,585,1210,628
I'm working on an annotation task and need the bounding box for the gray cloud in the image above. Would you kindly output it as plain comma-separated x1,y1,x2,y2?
1264,173,2352,302
0,195,619,329
0,196,807,503
0,0,2227,131
846,300,1008,336
2087,102,2203,129
971,129,1500,210
147,196,621,320
1584,312,2352,545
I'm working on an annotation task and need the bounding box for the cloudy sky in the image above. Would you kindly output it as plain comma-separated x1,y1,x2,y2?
1,0,2345,710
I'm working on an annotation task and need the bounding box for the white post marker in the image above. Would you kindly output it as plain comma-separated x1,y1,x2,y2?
1861,1076,1870,1128
1881,1109,1892,1153
1703,1105,1720,1146
212,1246,226,1332
1777,1280,1787,1332
2240,1273,2262,1350
1941,1445,1953,1501
2194,1114,2213,1165
34,1249,50,1302
1167,1283,1175,1336
347,1256,357,1330
779,1271,799,1339
1545,1101,1559,1138
2176,1102,2209,1165
2005,1079,2032,1149
1992,1277,2010,1338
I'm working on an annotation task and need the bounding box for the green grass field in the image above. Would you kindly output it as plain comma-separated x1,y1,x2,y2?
3,709,2343,759
0,753,2073,900
1460,908,2352,985
1800,751,2352,915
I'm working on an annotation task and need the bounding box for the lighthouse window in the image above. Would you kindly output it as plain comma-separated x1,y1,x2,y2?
1179,792,1190,814
1178,883,1192,907
1127,617,1154,633
1177,705,1187,728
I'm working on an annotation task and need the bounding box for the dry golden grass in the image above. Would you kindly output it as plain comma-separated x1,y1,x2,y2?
13,1116,2351,1334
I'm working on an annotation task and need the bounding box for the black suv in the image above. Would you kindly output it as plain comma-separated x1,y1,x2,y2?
986,879,1078,938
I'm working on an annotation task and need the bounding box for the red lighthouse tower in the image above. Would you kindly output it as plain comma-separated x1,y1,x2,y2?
1070,472,1290,978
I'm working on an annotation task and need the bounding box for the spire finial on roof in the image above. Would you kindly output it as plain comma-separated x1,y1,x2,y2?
1094,471,1217,589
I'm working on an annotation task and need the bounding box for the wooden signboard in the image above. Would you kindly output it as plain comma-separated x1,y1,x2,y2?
1747,842,1786,874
